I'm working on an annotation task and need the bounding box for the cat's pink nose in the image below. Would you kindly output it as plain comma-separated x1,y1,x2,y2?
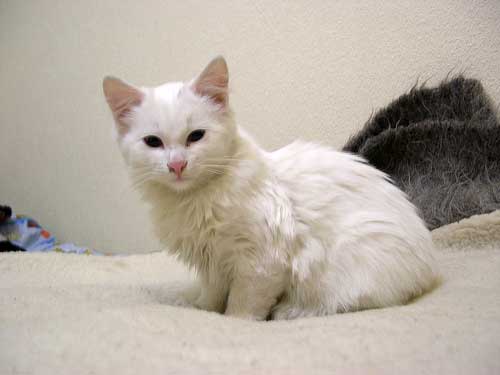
167,160,187,179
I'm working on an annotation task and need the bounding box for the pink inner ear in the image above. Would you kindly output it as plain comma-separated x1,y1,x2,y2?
103,77,144,121
108,94,143,120
193,57,229,107
194,77,228,106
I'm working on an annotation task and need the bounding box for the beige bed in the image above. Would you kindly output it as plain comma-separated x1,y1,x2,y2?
1,210,499,374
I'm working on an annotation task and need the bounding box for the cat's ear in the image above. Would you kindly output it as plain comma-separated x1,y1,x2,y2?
192,56,229,108
102,76,144,128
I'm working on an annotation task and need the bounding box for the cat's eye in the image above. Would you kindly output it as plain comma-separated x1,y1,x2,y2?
143,135,163,148
186,130,206,145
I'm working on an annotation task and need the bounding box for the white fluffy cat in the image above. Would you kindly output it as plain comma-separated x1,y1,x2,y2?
103,57,438,320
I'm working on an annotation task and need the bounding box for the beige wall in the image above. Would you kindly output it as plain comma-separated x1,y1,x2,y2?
1,1,499,253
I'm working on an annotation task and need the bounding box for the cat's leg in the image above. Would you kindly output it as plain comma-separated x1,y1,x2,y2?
272,236,438,320
225,270,285,320
194,273,228,314
194,284,227,313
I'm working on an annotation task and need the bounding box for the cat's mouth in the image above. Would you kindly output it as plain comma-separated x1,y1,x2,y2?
164,173,193,189
171,175,190,183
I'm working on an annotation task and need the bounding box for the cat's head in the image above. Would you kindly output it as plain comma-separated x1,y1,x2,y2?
103,56,237,192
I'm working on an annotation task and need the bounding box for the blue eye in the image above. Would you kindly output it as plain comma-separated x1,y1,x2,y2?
143,136,163,148
186,130,205,145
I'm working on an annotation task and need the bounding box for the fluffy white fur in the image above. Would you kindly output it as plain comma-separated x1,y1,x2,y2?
103,57,439,320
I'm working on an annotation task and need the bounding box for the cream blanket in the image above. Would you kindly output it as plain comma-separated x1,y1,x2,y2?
1,211,500,374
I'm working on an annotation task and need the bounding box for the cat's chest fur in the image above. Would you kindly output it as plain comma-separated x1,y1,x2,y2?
142,168,295,274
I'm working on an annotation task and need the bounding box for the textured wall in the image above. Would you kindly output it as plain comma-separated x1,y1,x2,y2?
1,0,499,253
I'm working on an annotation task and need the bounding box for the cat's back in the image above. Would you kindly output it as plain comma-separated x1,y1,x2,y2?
267,141,430,239
269,140,367,178
268,140,390,200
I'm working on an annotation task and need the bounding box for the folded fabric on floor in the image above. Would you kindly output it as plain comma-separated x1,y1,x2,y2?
0,207,101,254
343,76,500,229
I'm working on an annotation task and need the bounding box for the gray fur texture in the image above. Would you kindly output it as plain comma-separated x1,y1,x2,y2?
343,76,500,229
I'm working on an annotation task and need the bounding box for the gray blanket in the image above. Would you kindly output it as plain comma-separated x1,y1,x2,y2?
343,77,500,229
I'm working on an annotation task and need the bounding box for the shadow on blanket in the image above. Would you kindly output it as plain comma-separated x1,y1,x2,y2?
343,76,500,229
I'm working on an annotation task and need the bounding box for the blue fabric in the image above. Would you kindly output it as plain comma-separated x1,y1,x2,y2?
0,216,55,251
0,214,101,255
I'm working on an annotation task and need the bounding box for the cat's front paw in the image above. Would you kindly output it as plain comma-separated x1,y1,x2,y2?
194,293,225,313
168,283,201,308
172,294,195,308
